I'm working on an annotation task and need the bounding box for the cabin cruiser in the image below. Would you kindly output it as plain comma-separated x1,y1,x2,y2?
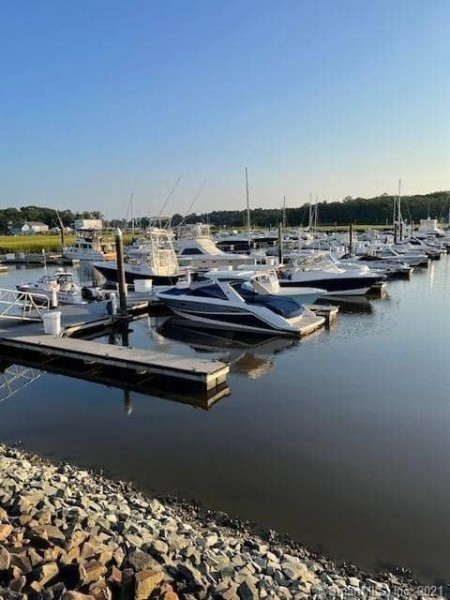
278,252,386,296
16,269,84,305
63,232,116,262
175,223,254,269
156,277,325,337
337,254,413,278
368,244,429,267
93,227,183,286
203,269,326,304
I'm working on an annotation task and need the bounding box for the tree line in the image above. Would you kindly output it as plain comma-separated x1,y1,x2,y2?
1,190,449,234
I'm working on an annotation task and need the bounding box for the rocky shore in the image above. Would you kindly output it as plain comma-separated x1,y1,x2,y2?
0,444,445,600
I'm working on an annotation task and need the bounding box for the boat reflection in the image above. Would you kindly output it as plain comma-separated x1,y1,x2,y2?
157,317,300,379
316,296,374,315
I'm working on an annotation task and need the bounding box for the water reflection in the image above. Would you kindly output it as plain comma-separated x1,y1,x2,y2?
157,317,299,379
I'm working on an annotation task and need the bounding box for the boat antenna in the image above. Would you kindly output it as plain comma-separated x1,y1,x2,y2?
158,175,182,223
178,180,207,227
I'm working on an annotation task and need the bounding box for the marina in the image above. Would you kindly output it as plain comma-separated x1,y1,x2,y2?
0,249,448,584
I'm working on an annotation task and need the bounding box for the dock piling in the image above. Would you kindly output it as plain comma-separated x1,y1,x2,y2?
114,228,128,318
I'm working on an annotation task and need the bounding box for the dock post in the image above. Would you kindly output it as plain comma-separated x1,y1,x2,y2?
114,228,128,318
349,222,353,255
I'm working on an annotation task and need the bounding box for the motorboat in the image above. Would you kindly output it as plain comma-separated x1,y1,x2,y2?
175,223,254,269
334,253,413,278
16,269,84,305
63,232,116,262
278,252,386,296
203,269,326,304
93,227,183,286
156,277,325,337
369,244,429,267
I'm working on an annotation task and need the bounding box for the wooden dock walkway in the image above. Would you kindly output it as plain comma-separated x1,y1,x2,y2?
0,333,229,391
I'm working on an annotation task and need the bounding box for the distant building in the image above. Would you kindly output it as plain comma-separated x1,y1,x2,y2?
9,221,49,235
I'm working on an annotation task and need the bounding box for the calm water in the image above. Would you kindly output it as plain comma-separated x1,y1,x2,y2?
1,259,450,582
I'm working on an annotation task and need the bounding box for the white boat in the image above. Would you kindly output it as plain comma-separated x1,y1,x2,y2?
278,252,386,296
175,223,254,270
63,232,116,262
156,277,325,337
16,269,84,305
93,227,183,286
203,269,326,304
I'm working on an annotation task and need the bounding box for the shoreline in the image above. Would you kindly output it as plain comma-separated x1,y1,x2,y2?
0,443,446,599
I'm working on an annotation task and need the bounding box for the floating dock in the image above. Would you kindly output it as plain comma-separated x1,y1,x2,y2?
0,334,229,391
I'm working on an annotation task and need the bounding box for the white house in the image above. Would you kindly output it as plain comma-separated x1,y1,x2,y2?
10,221,49,235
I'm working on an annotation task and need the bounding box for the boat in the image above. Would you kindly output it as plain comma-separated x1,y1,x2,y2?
156,277,325,337
93,227,183,286
16,269,84,305
278,252,386,296
203,268,326,304
63,232,116,262
175,223,254,270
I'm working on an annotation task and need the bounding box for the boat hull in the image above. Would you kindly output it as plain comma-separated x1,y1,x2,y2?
278,275,382,296
93,263,182,286
157,296,323,337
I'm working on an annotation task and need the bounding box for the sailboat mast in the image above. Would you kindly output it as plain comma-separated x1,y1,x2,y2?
130,192,135,237
245,167,251,245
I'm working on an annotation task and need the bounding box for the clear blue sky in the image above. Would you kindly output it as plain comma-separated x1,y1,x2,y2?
1,0,449,219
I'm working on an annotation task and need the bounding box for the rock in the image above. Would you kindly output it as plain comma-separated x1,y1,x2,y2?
34,561,60,586
237,579,258,600
126,549,162,573
63,592,95,600
80,560,107,586
88,579,112,600
0,523,13,542
134,570,164,600
157,582,179,600
0,545,11,570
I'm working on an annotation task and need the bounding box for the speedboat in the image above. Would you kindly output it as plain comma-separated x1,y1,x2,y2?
156,277,325,337
16,269,84,305
203,269,326,304
278,252,386,296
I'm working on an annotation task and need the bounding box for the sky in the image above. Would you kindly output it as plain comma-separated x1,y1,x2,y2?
1,0,449,219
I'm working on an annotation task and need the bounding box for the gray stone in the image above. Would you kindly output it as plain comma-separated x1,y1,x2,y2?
237,579,258,600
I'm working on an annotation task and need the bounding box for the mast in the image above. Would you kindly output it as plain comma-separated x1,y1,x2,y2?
245,167,251,245
130,192,134,237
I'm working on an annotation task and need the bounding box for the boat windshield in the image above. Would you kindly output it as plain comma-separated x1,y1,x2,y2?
235,283,304,318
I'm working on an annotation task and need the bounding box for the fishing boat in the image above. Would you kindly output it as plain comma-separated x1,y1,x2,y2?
93,227,183,285
63,232,116,262
16,269,84,305
175,223,254,269
156,277,325,337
